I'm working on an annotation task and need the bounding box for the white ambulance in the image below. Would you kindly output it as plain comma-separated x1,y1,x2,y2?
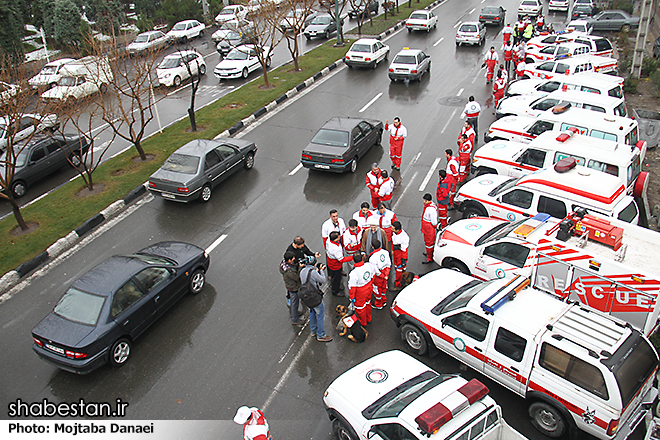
432,211,660,334
496,89,628,119
323,350,527,440
521,54,617,80
524,42,591,64
505,73,624,99
391,269,659,439
473,129,646,195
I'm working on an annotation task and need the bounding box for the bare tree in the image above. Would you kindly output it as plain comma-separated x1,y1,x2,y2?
177,47,206,132
319,0,348,45
348,0,374,35
248,2,283,88
275,0,317,71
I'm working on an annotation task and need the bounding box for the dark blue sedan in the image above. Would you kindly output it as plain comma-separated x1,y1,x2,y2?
31,242,210,374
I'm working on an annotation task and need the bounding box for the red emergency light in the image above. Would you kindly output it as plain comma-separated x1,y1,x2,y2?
555,126,578,142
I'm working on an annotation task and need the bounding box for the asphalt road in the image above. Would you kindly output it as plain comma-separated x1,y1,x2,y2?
2,2,639,440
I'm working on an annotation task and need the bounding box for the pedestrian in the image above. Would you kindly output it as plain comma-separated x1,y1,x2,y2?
536,14,544,32
353,202,375,231
516,60,527,79
493,71,506,112
463,96,481,141
457,134,473,183
377,170,394,209
342,218,363,258
436,170,451,228
375,201,397,246
502,23,513,45
300,259,333,341
514,41,526,68
391,221,409,289
459,120,476,148
523,21,534,42
369,239,391,309
360,216,389,255
384,117,407,170
504,41,513,76
326,231,352,297
348,253,376,326
365,163,383,209
516,20,526,45
321,209,346,249
421,193,439,265
279,251,305,325
233,406,272,440
482,47,499,84
286,236,321,261
445,149,459,207
498,64,508,84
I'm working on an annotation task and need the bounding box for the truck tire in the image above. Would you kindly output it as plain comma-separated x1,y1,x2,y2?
529,402,567,438
401,323,428,356
444,260,470,275
332,419,357,440
462,205,487,219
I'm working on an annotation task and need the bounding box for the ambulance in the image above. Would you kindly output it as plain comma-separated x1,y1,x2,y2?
524,41,591,64
521,54,618,80
432,211,660,335
323,350,527,440
505,73,624,99
391,269,659,439
496,89,628,119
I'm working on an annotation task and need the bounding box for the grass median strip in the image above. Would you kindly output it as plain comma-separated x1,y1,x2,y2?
0,40,353,276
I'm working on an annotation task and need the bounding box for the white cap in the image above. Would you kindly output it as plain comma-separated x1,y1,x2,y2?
367,216,379,226
233,406,251,424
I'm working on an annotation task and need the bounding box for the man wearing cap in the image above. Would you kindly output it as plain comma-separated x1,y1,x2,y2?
421,193,438,264
233,406,271,440
360,216,389,255
463,96,481,140
365,164,383,208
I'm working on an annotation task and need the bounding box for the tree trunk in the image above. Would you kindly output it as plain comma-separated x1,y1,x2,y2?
134,141,147,160
263,69,270,88
9,197,28,231
188,108,197,132
293,36,300,71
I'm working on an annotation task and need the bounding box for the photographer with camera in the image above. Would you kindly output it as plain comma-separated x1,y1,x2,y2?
299,258,332,342
286,236,321,261
279,251,306,326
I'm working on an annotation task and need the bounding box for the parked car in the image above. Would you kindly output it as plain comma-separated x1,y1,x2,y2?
31,241,210,374
517,0,542,17
40,56,113,103
303,14,337,40
156,50,206,87
455,21,486,46
126,31,171,55
0,113,59,151
301,117,383,173
0,81,20,106
28,58,75,90
566,19,593,33
586,10,640,32
388,48,431,82
166,20,205,44
405,10,438,33
148,138,257,202
211,19,254,44
279,9,318,32
344,38,389,69
571,4,596,20
1,133,89,198
525,42,591,64
348,0,378,19
548,0,569,12
479,6,506,26
213,45,270,80
215,5,248,24
216,30,254,56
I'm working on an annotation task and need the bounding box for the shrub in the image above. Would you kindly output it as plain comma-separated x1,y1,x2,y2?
624,77,638,94
642,56,659,77
612,0,634,14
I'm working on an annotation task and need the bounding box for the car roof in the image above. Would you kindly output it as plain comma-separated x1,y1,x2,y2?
139,30,163,36
321,117,368,131
175,139,222,155
353,38,380,44
395,48,423,55
175,19,199,25
163,50,200,59
73,256,149,296
45,58,76,67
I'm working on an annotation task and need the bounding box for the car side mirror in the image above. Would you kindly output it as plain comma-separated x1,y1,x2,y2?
441,318,447,328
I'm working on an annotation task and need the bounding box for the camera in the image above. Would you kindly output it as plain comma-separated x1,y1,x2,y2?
299,255,317,266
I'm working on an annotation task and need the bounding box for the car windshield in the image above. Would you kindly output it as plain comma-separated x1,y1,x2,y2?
225,31,241,39
459,24,477,32
40,65,58,75
483,7,499,13
226,49,249,60
12,148,30,167
172,23,187,30
368,373,453,419
134,34,149,43
350,44,371,53
489,176,522,196
393,54,416,64
522,1,537,5
311,129,349,147
58,76,76,86
219,9,234,15
432,279,486,315
475,218,528,246
54,287,105,326
311,16,331,25
159,57,181,69
410,13,427,19
161,153,200,174
131,253,176,265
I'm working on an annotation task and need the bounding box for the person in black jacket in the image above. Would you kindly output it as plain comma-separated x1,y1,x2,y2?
286,236,321,261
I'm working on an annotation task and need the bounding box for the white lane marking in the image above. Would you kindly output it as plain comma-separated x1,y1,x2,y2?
205,234,227,254
289,163,303,175
359,92,382,113
440,109,458,134
454,22,461,28
278,325,308,363
419,157,442,191
469,8,475,13
457,88,464,96
262,334,311,412
433,37,444,47
393,171,418,210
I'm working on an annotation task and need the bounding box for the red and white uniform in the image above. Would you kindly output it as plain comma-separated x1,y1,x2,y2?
457,137,473,183
459,124,476,146
391,228,409,288
385,122,407,168
493,75,507,109
353,209,375,231
536,15,544,31
436,176,451,228
502,25,513,44
241,408,270,440
321,217,346,248
348,261,376,326
516,61,527,79
375,208,397,244
421,201,438,262
463,101,481,120
515,43,525,65
365,169,383,208
446,154,459,206
369,248,391,308
484,50,499,83
326,238,352,271
378,176,395,204
342,228,363,256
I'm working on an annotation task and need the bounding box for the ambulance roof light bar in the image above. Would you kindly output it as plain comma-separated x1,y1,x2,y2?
513,212,551,238
480,275,531,314
556,126,579,142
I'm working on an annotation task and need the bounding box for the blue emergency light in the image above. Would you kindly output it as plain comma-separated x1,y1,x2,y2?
480,275,531,314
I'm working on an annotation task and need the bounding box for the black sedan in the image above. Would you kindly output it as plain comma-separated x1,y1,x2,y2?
301,117,383,173
148,138,257,203
586,10,640,32
303,14,337,40
32,242,210,374
479,6,506,26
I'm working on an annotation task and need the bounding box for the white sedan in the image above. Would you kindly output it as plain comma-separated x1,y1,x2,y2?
166,20,205,44
213,45,271,80
344,38,389,69
405,10,438,32
0,114,59,150
0,81,20,106
157,50,206,87
215,5,248,24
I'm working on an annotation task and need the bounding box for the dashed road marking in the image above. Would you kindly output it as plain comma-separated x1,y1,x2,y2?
289,163,303,175
419,157,442,191
457,88,464,96
441,109,458,134
359,92,383,113
433,37,444,47
205,234,227,254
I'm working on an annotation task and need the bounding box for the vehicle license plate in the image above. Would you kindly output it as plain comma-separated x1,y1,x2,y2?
315,164,330,170
396,68,408,72
162,193,176,199
45,343,64,355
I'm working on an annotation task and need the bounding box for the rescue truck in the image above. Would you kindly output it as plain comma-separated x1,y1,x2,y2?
323,350,528,440
432,211,660,335
390,270,659,440
473,129,647,195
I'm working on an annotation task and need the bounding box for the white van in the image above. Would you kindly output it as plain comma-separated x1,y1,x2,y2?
28,58,76,90
485,106,639,146
573,34,614,57
474,129,646,195
40,56,113,103
522,54,617,79
496,90,628,119
506,73,624,99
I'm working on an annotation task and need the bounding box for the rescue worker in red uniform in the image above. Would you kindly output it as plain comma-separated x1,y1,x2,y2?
493,70,506,111
377,170,394,209
369,239,391,309
375,202,397,247
457,134,473,183
445,149,459,207
326,231,352,296
459,120,476,146
342,219,363,258
536,14,544,32
391,221,409,289
421,193,438,264
365,164,383,208
353,202,375,231
503,41,514,75
436,170,451,228
502,23,513,45
348,253,376,326
384,117,407,170
234,406,271,440
482,47,499,84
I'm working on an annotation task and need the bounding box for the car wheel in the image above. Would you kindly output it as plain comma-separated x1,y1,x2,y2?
47,82,57,90
200,184,212,202
350,156,358,173
622,24,631,32
11,180,27,199
265,57,271,68
189,269,206,294
529,402,567,438
99,83,108,93
401,323,428,355
376,129,383,145
384,50,389,61
180,36,188,44
332,419,357,440
463,205,488,219
372,59,378,69
243,152,255,170
456,41,460,46
173,75,182,87
69,154,82,167
199,64,206,75
407,28,412,33
476,167,496,176
109,338,131,367
305,34,311,40
242,67,249,79
325,30,331,39
444,260,470,275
